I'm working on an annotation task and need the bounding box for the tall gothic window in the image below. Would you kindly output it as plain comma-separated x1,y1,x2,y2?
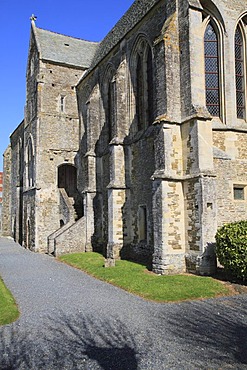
27,139,34,188
107,78,116,142
86,101,91,152
136,53,144,130
147,47,154,124
135,41,154,130
18,138,23,187
235,25,245,119
204,21,220,117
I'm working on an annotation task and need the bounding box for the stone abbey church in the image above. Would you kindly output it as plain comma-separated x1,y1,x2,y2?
2,0,247,274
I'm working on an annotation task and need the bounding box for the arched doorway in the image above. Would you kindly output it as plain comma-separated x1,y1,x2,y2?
58,164,83,220
58,164,77,197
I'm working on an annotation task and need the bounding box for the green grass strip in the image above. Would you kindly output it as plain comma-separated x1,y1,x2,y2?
59,252,231,302
0,277,19,325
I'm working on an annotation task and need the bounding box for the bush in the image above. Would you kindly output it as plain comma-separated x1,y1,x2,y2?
215,220,247,281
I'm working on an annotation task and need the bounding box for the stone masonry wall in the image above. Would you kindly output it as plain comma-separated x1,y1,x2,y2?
1,146,12,237
10,121,24,245
24,54,83,252
213,131,247,227
23,189,36,250
76,0,177,268
5,0,247,279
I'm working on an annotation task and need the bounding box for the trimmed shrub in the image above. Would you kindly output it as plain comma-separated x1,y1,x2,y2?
215,220,247,281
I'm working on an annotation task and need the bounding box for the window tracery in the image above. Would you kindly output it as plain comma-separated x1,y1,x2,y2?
107,76,116,142
27,138,34,188
103,65,117,143
204,21,220,117
235,21,246,120
133,37,154,131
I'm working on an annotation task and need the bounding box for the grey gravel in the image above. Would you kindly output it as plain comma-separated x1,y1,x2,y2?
0,237,246,370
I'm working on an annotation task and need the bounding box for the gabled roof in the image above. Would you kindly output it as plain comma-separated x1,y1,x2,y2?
33,25,99,69
31,0,160,75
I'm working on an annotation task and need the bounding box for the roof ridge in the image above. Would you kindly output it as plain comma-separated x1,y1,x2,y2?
81,0,160,79
36,27,99,44
33,26,99,69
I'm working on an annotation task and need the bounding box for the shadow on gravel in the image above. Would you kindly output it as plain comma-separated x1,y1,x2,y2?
0,312,142,369
166,299,247,366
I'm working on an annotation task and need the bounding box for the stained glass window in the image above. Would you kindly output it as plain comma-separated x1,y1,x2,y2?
235,26,245,119
204,22,220,116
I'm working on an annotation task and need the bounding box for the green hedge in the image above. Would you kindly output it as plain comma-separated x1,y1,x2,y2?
215,220,247,281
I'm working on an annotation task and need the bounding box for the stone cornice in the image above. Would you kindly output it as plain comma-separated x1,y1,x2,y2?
151,170,217,181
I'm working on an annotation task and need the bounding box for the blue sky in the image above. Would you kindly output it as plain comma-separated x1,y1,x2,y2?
0,0,135,171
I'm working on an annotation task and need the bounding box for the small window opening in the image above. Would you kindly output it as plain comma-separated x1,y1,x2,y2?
138,205,147,242
30,57,34,75
60,96,65,112
233,185,245,200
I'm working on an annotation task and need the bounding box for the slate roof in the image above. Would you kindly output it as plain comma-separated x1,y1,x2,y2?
34,27,99,69
86,0,160,73
33,0,160,74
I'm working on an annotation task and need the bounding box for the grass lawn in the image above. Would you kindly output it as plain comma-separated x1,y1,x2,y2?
59,252,232,302
0,277,19,325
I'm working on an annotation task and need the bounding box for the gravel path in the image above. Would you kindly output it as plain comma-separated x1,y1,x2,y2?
0,237,246,370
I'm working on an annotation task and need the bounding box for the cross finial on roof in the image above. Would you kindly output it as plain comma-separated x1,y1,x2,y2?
30,14,37,22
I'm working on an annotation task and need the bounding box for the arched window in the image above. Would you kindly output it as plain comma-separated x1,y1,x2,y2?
27,138,34,187
85,84,101,153
85,100,91,152
107,77,116,142
136,53,144,130
18,138,23,186
147,47,154,124
134,38,154,131
204,21,220,117
103,66,117,143
235,25,246,119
